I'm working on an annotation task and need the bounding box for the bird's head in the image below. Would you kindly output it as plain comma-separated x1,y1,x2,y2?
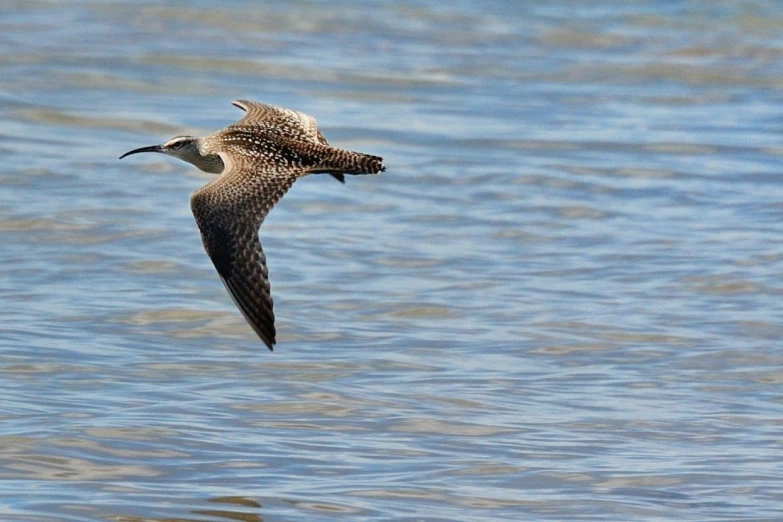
120,135,200,161
120,135,224,173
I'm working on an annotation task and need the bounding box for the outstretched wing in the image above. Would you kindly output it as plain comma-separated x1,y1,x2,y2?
231,100,347,183
189,150,302,350
231,100,326,144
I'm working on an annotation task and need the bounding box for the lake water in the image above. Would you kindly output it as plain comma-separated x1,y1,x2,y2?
1,1,782,521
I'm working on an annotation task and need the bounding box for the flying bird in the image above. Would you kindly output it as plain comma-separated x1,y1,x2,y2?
120,100,384,350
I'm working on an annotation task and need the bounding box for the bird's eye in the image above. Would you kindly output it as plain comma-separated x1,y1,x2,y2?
167,137,190,148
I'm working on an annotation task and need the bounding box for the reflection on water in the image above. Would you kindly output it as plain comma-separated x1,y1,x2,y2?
114,496,265,522
2,0,783,521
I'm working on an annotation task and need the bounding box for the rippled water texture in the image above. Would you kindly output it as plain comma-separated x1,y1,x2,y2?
1,1,783,521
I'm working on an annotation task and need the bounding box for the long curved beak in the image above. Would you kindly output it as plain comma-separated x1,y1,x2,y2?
119,145,163,159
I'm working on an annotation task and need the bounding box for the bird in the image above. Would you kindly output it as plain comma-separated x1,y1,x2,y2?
120,100,385,351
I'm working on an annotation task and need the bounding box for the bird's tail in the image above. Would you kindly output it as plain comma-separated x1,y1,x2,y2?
312,148,385,176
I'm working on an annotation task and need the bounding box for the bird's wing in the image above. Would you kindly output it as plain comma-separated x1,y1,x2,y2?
231,100,324,144
189,149,303,350
231,101,347,182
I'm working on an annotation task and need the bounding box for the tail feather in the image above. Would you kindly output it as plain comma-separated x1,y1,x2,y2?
286,139,385,178
316,149,385,176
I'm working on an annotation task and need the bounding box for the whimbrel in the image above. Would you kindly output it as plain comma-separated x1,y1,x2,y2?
120,100,385,350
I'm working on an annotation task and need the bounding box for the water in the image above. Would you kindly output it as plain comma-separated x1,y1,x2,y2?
1,1,782,520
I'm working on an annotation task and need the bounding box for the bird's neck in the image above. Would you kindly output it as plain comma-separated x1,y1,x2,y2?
192,153,225,174
186,139,224,174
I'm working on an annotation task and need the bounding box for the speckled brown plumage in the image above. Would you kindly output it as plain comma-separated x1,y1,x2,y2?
120,100,385,350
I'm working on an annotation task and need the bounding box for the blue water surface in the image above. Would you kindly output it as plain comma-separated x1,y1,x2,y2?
1,1,782,521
